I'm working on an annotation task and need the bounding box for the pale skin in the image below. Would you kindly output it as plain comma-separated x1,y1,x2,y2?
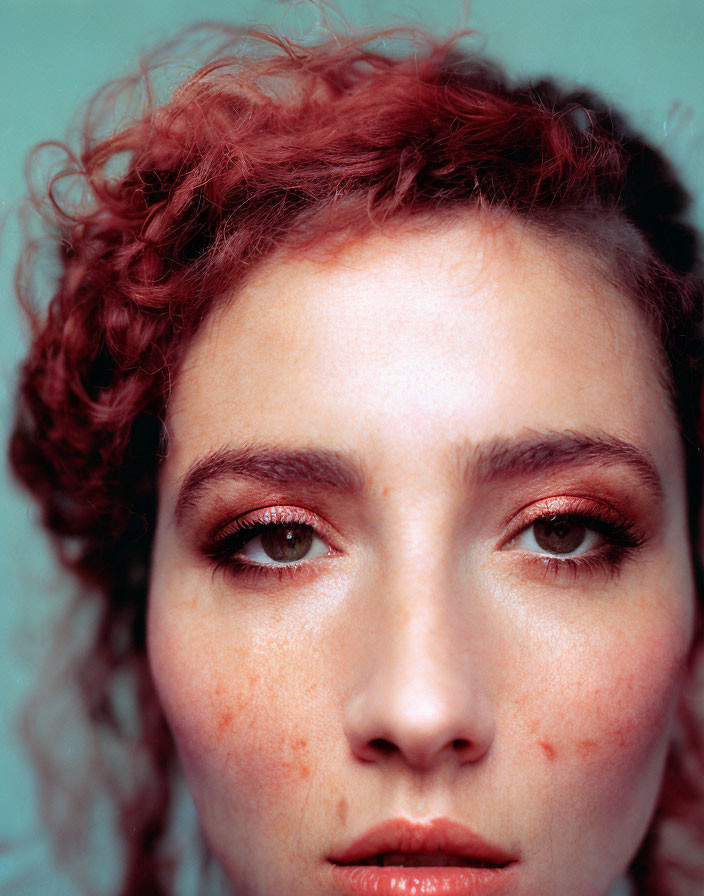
148,214,697,895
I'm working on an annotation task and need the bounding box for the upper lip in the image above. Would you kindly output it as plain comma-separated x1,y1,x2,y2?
329,817,518,867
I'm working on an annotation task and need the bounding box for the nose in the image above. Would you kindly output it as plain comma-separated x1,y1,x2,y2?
342,560,496,772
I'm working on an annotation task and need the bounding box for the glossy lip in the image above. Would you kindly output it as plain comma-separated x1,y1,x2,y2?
328,816,518,866
328,818,518,896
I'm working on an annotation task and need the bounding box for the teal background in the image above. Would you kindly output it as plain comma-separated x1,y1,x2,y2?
1,0,703,892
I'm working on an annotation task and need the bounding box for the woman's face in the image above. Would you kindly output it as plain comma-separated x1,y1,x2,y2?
148,215,696,896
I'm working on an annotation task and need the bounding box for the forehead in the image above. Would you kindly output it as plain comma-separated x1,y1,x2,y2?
163,214,678,487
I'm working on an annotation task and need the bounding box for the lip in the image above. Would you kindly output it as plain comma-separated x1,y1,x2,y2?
328,817,518,896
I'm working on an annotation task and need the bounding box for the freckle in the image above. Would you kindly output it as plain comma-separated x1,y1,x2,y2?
292,737,308,751
298,764,310,780
539,741,557,761
234,692,250,713
217,708,234,736
337,797,349,824
578,739,598,757
523,716,539,735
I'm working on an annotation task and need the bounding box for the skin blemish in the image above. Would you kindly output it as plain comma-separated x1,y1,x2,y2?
577,739,599,758
217,707,234,737
337,796,349,824
539,740,557,761
280,734,311,781
293,737,310,779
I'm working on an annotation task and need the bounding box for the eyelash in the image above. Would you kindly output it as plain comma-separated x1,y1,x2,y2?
203,506,334,585
503,501,645,581
202,499,645,585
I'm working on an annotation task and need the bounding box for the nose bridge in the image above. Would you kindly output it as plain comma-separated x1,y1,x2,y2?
343,534,496,771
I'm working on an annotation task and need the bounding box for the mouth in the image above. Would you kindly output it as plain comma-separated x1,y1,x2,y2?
329,817,517,868
329,816,518,895
349,852,510,868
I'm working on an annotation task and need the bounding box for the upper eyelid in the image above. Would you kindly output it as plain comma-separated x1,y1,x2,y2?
209,505,341,556
498,498,636,550
215,505,327,535
505,505,644,555
501,495,621,530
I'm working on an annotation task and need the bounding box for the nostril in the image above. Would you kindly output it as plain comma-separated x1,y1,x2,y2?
363,733,488,767
369,738,397,756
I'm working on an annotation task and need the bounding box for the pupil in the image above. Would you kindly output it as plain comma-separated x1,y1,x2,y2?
261,525,313,562
533,516,585,554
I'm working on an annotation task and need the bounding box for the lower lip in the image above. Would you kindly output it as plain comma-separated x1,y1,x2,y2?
330,863,517,895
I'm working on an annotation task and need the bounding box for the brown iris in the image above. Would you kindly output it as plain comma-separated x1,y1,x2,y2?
260,525,314,562
533,516,586,554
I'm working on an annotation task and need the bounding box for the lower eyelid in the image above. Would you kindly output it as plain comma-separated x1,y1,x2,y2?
524,551,624,583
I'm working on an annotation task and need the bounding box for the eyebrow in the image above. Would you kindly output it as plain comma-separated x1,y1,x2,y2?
173,430,663,525
467,430,663,497
174,444,365,524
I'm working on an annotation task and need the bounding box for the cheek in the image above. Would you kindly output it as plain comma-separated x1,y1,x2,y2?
524,616,691,833
147,600,318,837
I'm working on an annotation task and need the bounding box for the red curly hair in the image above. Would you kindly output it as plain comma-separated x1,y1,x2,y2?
9,24,704,896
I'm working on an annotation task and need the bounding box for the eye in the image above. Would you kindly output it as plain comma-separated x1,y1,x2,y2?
514,514,601,558
238,523,330,565
203,509,337,580
503,501,646,581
